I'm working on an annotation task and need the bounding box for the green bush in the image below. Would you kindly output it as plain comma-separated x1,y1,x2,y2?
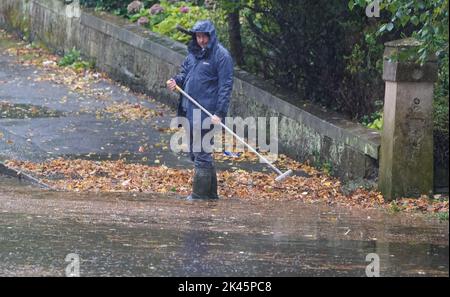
361,100,383,130
58,48,81,67
366,115,383,130
58,47,94,70
438,212,449,221
80,0,160,16
125,1,210,43
80,1,210,43
153,2,210,43
434,54,449,173
128,7,152,23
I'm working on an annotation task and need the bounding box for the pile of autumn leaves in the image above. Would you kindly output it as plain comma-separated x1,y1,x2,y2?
5,157,359,203
6,157,448,214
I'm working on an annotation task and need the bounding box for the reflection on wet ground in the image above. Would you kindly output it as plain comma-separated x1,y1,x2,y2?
0,175,448,276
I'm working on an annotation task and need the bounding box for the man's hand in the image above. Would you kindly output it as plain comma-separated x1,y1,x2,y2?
211,115,222,125
166,79,177,92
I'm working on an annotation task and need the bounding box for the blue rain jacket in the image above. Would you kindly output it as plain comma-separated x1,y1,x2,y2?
173,20,234,122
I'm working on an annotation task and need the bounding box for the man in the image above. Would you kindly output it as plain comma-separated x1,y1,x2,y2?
167,20,234,200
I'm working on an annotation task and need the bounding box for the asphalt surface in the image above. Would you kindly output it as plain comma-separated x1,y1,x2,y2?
0,174,448,276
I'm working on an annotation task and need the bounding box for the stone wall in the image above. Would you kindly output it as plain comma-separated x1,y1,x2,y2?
0,0,381,181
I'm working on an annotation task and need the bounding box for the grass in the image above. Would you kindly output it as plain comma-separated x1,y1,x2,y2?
58,47,95,70
389,201,401,213
437,212,449,221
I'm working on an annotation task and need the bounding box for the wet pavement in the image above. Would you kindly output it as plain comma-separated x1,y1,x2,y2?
0,175,448,276
0,42,191,167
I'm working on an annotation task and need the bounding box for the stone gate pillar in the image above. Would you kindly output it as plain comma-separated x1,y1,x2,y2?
379,38,438,200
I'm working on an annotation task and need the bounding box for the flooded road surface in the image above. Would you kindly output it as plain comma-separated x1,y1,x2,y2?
0,175,448,277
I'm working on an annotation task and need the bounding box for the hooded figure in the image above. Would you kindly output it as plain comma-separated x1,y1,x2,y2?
174,20,233,121
168,20,234,200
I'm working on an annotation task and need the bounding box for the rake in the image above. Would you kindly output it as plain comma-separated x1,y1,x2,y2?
174,85,293,182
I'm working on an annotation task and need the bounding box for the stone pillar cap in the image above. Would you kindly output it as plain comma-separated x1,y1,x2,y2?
383,38,438,82
384,38,422,48
384,38,438,62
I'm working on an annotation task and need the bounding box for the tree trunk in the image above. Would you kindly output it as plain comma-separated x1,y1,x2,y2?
227,10,244,66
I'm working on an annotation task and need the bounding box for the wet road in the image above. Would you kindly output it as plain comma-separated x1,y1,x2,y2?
0,175,448,277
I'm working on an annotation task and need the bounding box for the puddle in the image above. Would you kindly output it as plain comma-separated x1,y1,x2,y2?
0,212,447,277
0,102,63,119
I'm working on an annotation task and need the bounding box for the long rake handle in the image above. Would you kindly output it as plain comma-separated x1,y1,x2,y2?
175,85,283,176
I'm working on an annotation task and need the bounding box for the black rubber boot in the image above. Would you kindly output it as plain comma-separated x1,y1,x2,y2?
210,167,219,199
187,167,214,200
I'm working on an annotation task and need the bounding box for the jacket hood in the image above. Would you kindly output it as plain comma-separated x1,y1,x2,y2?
188,20,218,59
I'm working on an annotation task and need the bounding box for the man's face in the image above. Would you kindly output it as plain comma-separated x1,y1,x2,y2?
196,32,209,49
